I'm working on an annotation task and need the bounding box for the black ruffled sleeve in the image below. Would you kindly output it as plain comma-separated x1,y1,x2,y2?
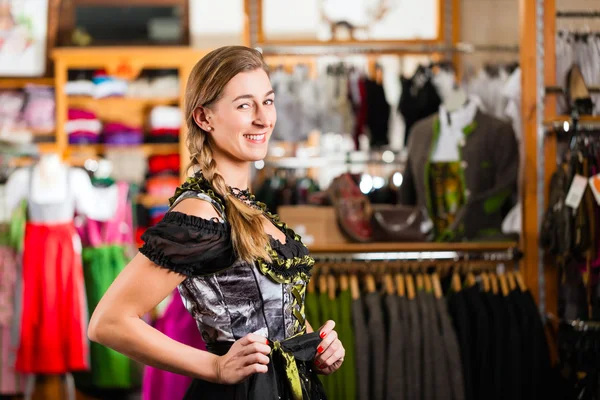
139,211,236,277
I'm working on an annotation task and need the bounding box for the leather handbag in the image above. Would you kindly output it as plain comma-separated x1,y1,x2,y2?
371,204,427,242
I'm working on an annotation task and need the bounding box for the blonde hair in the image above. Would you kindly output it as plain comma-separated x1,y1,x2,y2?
185,46,271,263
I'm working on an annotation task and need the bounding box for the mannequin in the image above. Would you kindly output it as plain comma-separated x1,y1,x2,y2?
5,154,117,221
5,154,119,400
399,74,519,241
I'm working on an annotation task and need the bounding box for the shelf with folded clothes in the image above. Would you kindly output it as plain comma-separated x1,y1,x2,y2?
0,85,57,147
66,102,182,147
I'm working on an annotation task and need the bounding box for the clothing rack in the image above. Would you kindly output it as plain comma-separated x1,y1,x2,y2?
313,247,521,264
556,10,600,18
258,42,519,56
564,319,600,331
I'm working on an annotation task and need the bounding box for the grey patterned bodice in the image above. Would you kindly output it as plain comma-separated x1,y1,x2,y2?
146,186,314,344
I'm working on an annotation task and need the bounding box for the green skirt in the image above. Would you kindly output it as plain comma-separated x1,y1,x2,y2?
76,245,134,389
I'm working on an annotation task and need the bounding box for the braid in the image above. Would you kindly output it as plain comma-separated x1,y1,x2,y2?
197,140,271,263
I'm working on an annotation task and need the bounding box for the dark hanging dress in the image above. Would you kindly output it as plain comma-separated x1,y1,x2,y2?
139,173,327,400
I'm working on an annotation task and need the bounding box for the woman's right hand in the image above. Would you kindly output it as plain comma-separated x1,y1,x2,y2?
214,333,272,384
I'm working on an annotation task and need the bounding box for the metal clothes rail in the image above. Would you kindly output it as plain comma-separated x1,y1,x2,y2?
556,10,600,18
312,247,521,264
258,42,519,56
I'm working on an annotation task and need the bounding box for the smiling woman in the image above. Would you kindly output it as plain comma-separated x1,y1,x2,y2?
87,46,345,400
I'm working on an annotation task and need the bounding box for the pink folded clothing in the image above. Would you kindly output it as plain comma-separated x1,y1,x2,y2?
68,108,97,120
102,122,142,135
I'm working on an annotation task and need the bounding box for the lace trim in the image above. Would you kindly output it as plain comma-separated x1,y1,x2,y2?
162,211,228,233
169,173,314,283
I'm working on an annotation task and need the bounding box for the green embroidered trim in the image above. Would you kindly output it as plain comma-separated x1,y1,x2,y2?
169,174,225,211
483,189,511,214
462,120,478,136
256,252,314,284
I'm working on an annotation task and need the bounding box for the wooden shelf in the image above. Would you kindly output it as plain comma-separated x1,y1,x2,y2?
67,96,179,107
67,143,179,156
543,115,600,125
0,77,54,89
308,241,519,254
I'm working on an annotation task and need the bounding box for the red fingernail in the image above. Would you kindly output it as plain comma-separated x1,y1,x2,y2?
317,346,324,354
265,339,269,345
314,361,320,367
320,331,326,339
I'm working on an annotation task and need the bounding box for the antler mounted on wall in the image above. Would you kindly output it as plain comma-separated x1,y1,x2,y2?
319,0,393,41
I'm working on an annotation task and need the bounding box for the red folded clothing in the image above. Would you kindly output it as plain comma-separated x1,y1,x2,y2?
148,154,180,175
149,128,179,136
146,175,180,197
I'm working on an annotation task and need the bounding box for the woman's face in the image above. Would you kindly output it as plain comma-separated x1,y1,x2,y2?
204,68,276,163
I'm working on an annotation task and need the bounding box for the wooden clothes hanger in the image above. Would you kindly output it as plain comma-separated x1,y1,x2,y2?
451,264,462,292
506,270,517,291
498,272,510,297
383,273,395,296
339,274,349,292
480,269,491,293
395,271,406,297
424,274,433,293
318,273,328,294
489,270,499,295
465,262,477,288
405,272,416,300
349,273,361,300
327,274,337,300
514,270,527,292
365,273,377,293
431,272,443,299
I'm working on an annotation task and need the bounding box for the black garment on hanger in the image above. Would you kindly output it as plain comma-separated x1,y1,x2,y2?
365,79,390,148
365,293,386,400
398,69,441,145
447,290,474,400
384,295,405,400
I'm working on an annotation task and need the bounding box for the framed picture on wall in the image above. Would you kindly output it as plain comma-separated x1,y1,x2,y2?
257,0,443,44
0,0,49,76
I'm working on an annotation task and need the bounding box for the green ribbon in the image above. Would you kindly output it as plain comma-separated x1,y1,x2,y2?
271,340,303,400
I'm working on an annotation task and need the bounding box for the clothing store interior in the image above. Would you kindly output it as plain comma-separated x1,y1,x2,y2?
0,0,600,399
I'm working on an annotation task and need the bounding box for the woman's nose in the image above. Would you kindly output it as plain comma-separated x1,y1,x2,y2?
254,105,274,127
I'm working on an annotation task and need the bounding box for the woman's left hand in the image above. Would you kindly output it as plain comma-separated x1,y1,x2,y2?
314,320,345,375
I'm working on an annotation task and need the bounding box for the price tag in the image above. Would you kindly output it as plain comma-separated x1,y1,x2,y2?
588,173,600,206
565,174,588,209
